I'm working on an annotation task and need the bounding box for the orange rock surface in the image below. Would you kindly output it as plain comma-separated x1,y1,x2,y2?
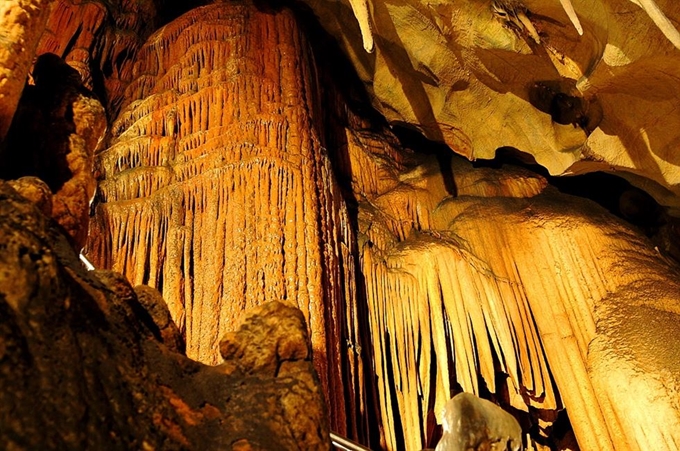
86,3,366,436
0,0,54,140
1,0,679,450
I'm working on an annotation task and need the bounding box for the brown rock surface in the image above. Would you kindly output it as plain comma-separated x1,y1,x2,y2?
0,181,330,450
1,52,106,248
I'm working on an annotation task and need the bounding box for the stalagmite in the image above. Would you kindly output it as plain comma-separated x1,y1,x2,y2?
436,393,522,451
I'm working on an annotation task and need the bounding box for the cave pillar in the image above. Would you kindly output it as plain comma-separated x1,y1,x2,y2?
87,3,364,436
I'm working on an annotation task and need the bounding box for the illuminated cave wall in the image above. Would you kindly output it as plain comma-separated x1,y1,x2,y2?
7,0,679,450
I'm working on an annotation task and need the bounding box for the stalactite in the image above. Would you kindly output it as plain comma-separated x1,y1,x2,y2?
341,110,680,450
87,3,366,437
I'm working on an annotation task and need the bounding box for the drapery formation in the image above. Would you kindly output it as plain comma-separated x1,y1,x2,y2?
86,4,366,437
13,0,678,450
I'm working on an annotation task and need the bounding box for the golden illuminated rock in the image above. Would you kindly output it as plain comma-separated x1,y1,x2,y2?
2,1,680,450
347,121,680,450
436,393,522,451
0,0,54,140
35,0,107,90
86,3,366,436
302,0,680,209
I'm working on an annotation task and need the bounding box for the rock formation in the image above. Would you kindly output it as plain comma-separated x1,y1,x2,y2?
0,182,330,450
348,128,680,450
84,2,366,438
0,0,54,140
1,0,680,450
303,0,680,210
1,52,106,248
436,393,522,451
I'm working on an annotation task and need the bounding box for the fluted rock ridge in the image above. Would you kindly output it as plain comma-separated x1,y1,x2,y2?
87,3,365,435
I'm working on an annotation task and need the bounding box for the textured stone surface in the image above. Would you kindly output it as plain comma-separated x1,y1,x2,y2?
135,284,186,354
302,0,680,210
0,0,54,140
7,176,53,215
85,3,366,436
1,52,106,248
2,1,680,451
0,181,330,450
435,393,522,451
348,120,680,450
219,301,331,451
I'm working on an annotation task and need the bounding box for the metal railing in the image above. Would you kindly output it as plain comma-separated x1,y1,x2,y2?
331,432,373,451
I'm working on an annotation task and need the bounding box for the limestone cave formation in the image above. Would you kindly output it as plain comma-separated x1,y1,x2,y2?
1,0,680,450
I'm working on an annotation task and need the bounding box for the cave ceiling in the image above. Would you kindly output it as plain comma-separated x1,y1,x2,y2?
304,0,680,212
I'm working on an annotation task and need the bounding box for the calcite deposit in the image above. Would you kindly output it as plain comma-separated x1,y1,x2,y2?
0,0,54,140
85,3,366,437
349,129,680,450
1,0,680,450
303,0,680,210
436,393,522,451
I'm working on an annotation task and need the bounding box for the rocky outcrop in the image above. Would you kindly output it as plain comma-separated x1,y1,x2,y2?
1,52,106,248
2,1,680,450
0,181,329,450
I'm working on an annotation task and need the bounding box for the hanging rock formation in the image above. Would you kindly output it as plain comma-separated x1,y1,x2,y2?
85,2,365,437
344,121,680,450
302,0,680,210
0,182,330,450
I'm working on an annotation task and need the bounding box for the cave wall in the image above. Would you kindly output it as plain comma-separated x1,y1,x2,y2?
2,0,680,450
82,2,368,438
0,181,330,450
